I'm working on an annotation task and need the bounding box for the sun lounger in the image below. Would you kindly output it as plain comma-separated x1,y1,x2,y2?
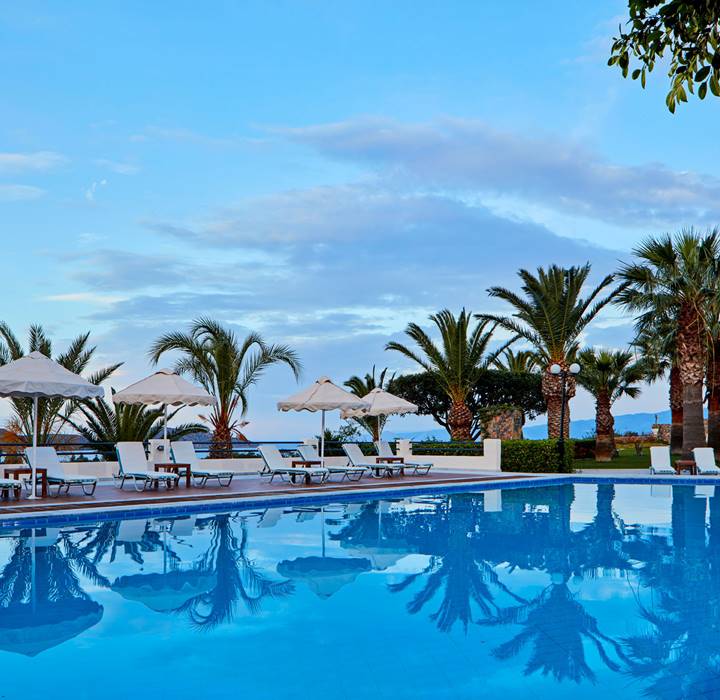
298,444,367,481
115,442,180,491
342,443,402,477
24,446,98,496
649,446,676,475
258,444,329,484
170,440,235,487
693,447,720,475
375,440,432,475
0,477,22,500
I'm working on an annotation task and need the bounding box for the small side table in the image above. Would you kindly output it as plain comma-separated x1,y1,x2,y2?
155,463,192,488
4,467,47,498
376,456,404,464
675,459,697,475
290,460,322,485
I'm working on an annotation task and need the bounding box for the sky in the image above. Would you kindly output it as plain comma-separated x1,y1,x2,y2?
2,1,718,439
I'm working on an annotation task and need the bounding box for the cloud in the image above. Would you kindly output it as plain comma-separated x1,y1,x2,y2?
128,126,250,148
94,159,140,175
277,117,720,228
84,179,107,201
41,292,126,304
0,151,66,173
0,184,44,201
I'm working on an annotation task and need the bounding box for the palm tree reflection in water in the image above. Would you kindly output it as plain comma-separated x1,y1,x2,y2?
175,514,294,629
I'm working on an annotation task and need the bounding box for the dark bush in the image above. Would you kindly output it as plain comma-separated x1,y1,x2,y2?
411,441,484,456
573,438,596,460
501,439,575,473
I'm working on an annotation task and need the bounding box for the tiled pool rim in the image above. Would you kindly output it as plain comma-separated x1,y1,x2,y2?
0,472,713,531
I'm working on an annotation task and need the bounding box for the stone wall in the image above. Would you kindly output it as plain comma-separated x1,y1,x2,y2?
485,409,524,440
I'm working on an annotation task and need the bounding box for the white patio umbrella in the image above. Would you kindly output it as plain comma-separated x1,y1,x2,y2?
341,387,418,439
277,376,369,466
113,369,215,450
0,351,104,499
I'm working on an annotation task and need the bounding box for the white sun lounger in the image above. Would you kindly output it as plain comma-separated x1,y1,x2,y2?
693,447,720,475
24,446,98,496
342,443,402,477
170,441,235,487
649,446,676,475
375,440,432,475
258,444,329,485
298,444,367,481
115,442,180,491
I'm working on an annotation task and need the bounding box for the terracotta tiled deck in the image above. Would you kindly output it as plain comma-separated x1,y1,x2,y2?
0,470,535,517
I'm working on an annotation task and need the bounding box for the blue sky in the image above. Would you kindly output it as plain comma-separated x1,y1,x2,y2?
2,1,719,438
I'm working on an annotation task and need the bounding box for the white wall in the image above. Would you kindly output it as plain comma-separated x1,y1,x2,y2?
65,438,502,479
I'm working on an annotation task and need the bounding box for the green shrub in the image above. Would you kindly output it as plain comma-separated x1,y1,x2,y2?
411,441,484,456
501,439,575,473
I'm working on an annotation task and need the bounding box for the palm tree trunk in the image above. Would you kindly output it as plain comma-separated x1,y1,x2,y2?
594,391,615,462
448,400,472,441
677,303,706,458
670,365,683,455
707,343,720,450
210,422,233,459
542,366,576,438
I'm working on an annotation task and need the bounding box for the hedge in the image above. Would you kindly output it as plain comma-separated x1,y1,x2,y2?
501,439,575,473
411,441,484,456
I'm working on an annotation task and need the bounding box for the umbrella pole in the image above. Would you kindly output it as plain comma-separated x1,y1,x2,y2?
163,403,168,455
320,409,326,468
28,396,39,500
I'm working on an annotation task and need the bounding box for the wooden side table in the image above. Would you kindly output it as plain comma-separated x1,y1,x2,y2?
154,463,191,488
675,459,697,475
4,467,48,497
376,456,404,464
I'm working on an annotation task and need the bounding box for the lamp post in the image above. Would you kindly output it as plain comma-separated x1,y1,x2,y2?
550,362,581,467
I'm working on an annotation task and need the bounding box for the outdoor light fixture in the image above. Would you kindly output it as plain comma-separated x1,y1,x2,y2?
551,362,582,466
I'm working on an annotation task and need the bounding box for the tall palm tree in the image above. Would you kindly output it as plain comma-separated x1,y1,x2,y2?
617,231,719,457
65,391,206,459
632,312,681,453
344,366,393,441
0,323,121,445
480,265,618,438
149,318,301,456
576,348,645,461
385,309,497,441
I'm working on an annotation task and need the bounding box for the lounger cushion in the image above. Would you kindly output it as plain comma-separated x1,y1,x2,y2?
193,469,235,478
0,479,21,488
123,471,178,480
46,473,97,484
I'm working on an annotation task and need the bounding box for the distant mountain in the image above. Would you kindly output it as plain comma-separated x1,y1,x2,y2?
388,409,673,442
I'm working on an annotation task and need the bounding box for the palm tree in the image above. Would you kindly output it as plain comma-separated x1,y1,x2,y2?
65,391,206,459
492,349,539,373
149,318,301,457
632,312,681,453
0,323,121,445
480,265,618,438
617,231,719,457
344,366,393,441
386,310,498,441
576,348,645,461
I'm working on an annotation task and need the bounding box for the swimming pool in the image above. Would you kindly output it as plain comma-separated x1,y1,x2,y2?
0,481,716,699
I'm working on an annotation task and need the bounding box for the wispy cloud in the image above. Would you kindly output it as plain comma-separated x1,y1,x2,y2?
94,158,140,175
278,117,720,228
84,179,107,201
41,292,126,304
129,125,249,148
0,184,45,201
0,151,66,173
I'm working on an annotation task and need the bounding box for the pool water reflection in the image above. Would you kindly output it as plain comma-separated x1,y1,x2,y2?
0,483,717,699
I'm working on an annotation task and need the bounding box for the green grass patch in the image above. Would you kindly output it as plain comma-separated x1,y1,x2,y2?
573,444,661,470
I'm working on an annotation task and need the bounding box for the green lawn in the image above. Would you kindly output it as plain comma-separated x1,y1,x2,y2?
574,445,655,470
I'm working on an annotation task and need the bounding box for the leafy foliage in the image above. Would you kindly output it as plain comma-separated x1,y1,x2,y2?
576,348,646,405
608,1,720,111
65,390,206,459
390,369,545,439
501,439,575,473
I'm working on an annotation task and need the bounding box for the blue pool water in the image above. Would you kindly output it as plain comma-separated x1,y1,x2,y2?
0,482,717,699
